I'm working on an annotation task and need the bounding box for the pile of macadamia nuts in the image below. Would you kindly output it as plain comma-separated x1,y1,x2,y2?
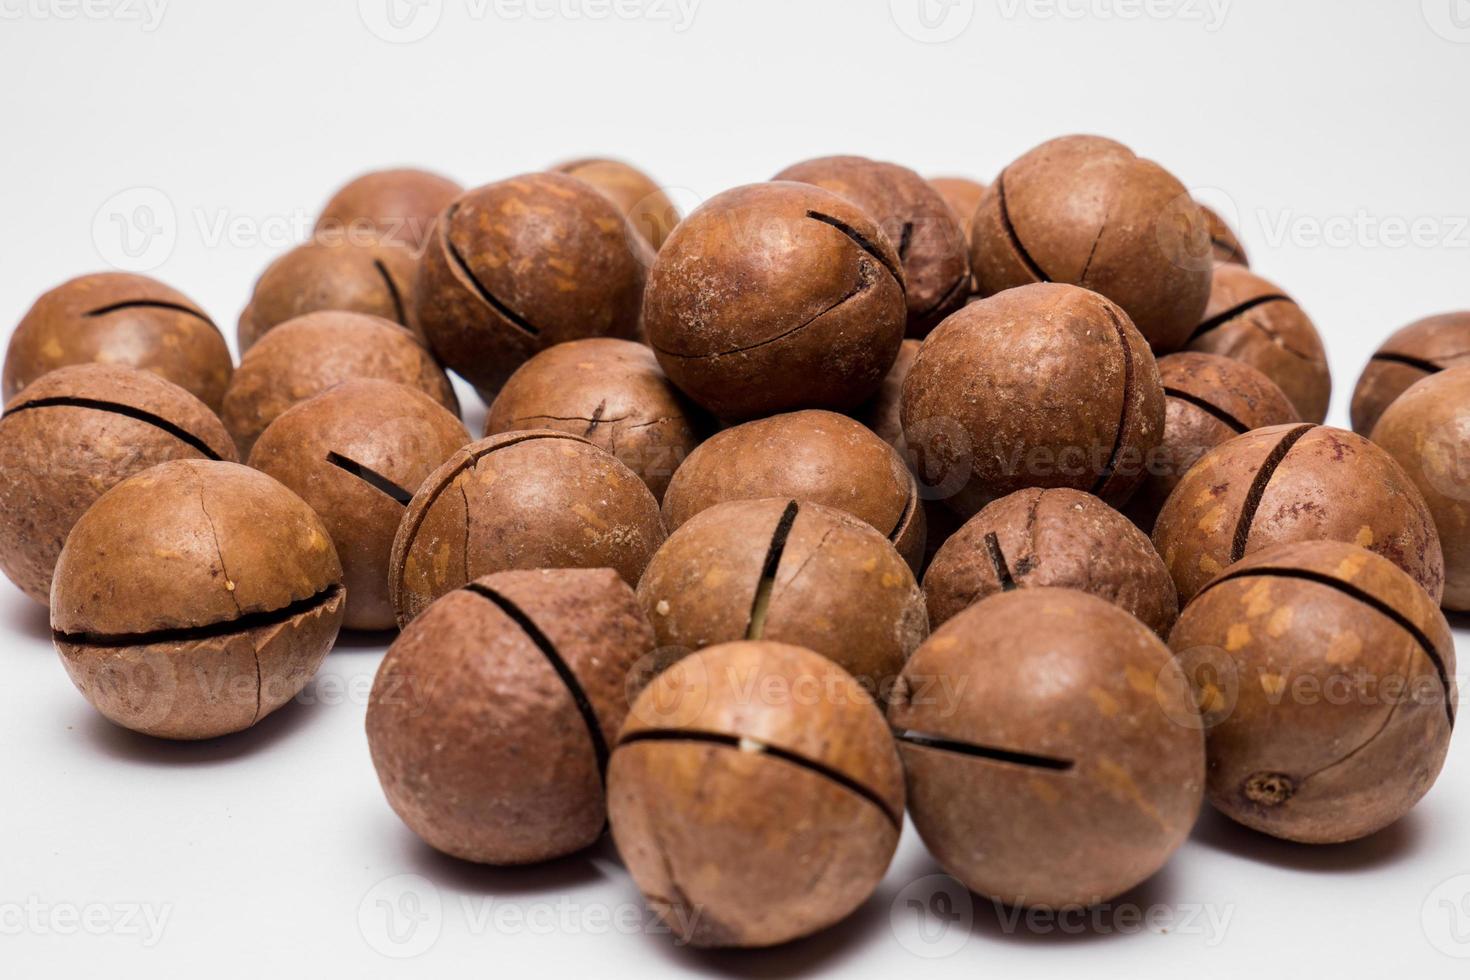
1,141,1463,949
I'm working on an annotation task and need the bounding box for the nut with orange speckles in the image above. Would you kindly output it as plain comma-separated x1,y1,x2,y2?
552,158,681,252
1351,312,1470,436
315,167,462,254
389,430,665,626
413,172,649,396
1153,423,1444,605
1169,541,1456,843
50,459,344,740
889,587,1204,908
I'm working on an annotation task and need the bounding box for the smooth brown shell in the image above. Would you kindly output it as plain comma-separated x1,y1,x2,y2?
390,430,666,625
249,379,470,631
0,364,238,605
51,459,344,739
970,135,1212,353
1169,541,1455,843
1154,424,1445,604
552,157,681,251
927,175,988,241
609,641,903,948
414,172,648,396
923,488,1177,636
1185,264,1331,423
1202,205,1249,267
315,167,462,253
890,588,1204,908
485,338,705,502
900,282,1165,517
221,311,458,457
367,568,655,864
1351,312,1470,435
4,272,232,411
644,182,907,421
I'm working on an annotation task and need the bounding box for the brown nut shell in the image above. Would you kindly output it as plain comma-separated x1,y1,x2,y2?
315,167,462,253
609,641,903,948
249,379,470,631
367,568,654,864
552,157,681,251
4,272,232,411
1169,541,1455,843
390,430,665,625
1351,312,1470,435
1201,205,1249,267
927,176,988,241
890,588,1204,908
854,337,920,450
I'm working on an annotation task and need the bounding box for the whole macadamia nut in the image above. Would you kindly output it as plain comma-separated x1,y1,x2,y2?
901,283,1164,517
637,498,928,696
775,155,971,336
367,568,655,864
1154,423,1444,604
414,173,648,395
553,157,681,251
1169,541,1455,843
248,379,470,631
608,641,904,948
5,272,233,411
51,460,344,740
390,430,665,624
644,182,906,421
1351,312,1470,435
0,364,238,605
924,488,1177,636
971,135,1212,352
890,588,1204,908
663,410,925,570
485,338,705,502
221,312,457,456
315,167,462,253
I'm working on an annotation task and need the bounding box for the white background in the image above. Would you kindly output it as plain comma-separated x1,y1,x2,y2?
3,0,1470,976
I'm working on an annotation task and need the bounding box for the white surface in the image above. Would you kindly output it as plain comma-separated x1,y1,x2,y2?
3,1,1470,975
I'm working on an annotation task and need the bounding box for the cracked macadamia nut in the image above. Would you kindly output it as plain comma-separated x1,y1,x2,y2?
924,488,1177,636
971,135,1212,353
608,641,904,948
890,588,1204,908
637,498,928,697
663,409,925,570
484,338,705,502
644,182,906,421
1371,366,1470,610
775,156,971,336
927,175,988,241
221,311,458,457
900,283,1164,518
4,272,233,411
1184,264,1331,424
1201,205,1249,267
368,568,654,864
0,364,238,605
315,167,462,253
248,379,470,631
414,172,648,396
51,459,344,740
553,157,681,251
1134,352,1299,522
1351,312,1470,436
1169,541,1455,843
1154,423,1444,605
390,430,665,625
237,238,420,351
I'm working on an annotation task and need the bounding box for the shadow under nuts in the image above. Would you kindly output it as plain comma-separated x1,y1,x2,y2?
889,588,1204,909
924,488,1178,636
637,498,928,698
248,379,470,631
644,182,907,421
50,459,345,740
314,167,462,254
1169,541,1455,844
901,282,1164,518
367,568,655,865
0,364,238,605
390,430,666,625
608,641,904,948
1153,423,1445,605
1351,312,1470,436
